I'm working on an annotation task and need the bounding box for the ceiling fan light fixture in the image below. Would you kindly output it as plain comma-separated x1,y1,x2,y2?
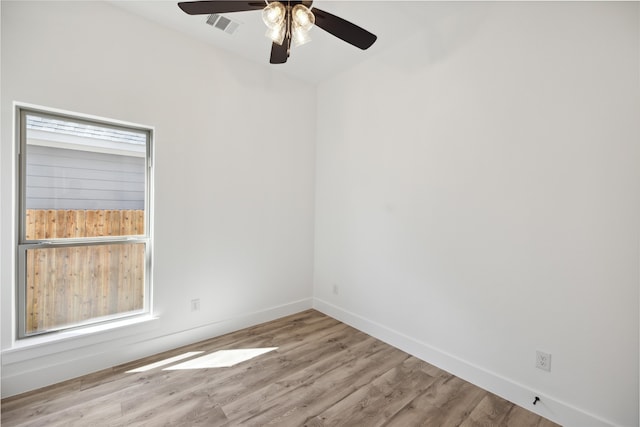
262,1,286,28
291,4,314,31
178,0,378,64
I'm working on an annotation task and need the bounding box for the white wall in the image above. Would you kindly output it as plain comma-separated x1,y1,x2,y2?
1,1,315,395
314,2,639,427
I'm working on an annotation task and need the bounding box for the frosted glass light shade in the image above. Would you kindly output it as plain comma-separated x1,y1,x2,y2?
262,2,286,28
265,22,286,45
292,25,312,47
291,4,314,31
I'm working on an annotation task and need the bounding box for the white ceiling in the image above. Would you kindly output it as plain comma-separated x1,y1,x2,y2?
108,1,458,84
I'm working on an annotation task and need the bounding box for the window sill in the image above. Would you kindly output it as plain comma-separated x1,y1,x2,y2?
2,315,159,365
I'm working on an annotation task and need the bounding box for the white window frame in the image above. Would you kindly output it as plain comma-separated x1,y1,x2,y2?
15,104,154,339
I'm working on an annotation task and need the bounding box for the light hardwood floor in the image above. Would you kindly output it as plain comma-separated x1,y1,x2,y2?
1,310,560,426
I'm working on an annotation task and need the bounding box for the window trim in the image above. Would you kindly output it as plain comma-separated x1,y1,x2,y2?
15,104,154,339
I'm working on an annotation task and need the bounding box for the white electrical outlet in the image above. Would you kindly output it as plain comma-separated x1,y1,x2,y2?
536,350,551,372
191,298,200,312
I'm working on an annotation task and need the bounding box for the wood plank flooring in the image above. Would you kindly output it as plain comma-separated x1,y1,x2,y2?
1,310,560,426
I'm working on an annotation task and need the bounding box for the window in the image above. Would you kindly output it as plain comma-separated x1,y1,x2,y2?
16,106,153,338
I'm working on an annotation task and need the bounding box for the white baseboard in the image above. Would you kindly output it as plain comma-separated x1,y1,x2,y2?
1,298,313,398
313,298,616,427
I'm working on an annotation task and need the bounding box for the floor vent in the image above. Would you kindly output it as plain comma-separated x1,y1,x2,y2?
206,14,240,35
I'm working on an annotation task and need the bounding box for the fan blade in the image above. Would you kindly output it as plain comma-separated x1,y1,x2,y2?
178,1,265,15
270,40,289,64
312,8,377,50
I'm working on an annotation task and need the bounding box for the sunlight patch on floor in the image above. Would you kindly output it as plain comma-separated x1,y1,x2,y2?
163,347,279,370
126,351,205,373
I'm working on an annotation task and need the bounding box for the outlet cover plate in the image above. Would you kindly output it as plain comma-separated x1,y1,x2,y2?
536,350,551,372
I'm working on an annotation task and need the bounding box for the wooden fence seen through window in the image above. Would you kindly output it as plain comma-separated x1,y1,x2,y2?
24,209,145,334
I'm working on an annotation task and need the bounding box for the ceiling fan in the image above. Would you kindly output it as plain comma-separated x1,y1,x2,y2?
177,1,377,64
